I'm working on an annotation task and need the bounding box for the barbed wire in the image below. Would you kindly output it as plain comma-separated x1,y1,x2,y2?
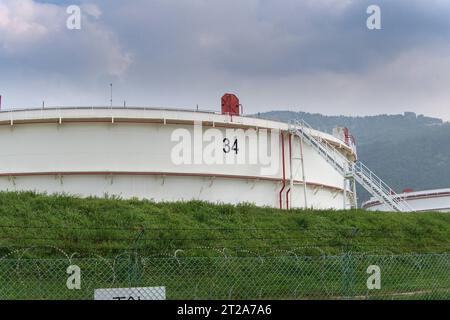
0,249,448,300
0,242,448,250
0,224,447,256
0,224,443,233
0,244,449,258
0,235,446,242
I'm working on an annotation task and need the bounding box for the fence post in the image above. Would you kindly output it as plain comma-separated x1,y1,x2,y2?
341,250,355,299
128,227,145,287
341,228,358,299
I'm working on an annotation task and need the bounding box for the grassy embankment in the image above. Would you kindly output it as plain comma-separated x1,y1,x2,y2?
0,191,448,257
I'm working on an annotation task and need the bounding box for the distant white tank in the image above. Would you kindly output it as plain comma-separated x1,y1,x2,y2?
362,188,450,212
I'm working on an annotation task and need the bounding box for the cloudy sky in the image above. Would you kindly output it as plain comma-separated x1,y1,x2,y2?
1,0,450,119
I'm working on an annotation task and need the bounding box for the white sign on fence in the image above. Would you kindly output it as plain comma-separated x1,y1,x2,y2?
94,286,166,300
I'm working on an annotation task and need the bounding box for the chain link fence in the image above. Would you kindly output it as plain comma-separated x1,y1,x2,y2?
0,251,449,300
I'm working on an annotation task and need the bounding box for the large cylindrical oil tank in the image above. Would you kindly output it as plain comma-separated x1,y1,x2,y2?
0,106,356,209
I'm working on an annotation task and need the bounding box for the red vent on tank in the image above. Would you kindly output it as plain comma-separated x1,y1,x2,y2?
221,93,240,116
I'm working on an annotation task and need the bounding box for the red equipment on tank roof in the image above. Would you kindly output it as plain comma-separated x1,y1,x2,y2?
221,93,240,116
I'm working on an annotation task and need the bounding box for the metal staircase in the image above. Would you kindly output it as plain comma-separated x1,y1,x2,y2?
289,120,413,212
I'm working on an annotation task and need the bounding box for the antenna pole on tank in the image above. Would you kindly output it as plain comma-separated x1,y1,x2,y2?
110,83,113,108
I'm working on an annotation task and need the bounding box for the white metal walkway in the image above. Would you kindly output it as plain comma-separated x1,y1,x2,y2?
290,120,413,212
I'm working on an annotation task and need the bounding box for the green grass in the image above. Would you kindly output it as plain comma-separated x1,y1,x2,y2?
0,192,449,300
0,191,449,258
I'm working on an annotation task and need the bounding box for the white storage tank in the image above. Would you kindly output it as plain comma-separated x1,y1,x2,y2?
0,95,357,209
362,188,450,212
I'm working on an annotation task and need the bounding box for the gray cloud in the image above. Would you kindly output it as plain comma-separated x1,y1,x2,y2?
1,0,450,120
